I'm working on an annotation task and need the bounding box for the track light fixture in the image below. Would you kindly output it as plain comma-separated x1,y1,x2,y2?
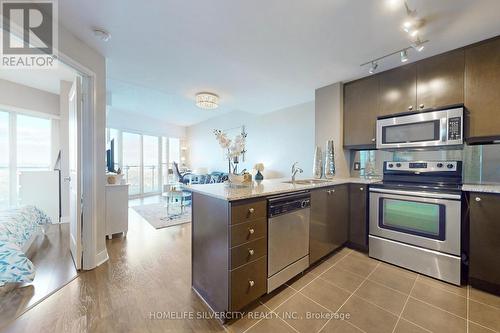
360,40,429,73
411,38,425,52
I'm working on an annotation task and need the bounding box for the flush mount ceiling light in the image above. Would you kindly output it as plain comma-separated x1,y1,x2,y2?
93,28,111,42
369,62,378,74
195,92,219,110
400,50,409,62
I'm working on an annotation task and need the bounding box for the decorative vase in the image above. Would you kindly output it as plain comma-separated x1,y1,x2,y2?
255,170,264,181
324,140,336,179
313,146,323,179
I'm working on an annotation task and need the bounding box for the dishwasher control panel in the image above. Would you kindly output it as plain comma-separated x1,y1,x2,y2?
268,193,310,218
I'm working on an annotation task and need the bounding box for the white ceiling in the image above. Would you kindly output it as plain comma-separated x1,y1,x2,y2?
59,0,500,126
0,61,77,94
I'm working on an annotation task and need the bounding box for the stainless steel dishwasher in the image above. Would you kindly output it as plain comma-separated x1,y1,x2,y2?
267,191,310,293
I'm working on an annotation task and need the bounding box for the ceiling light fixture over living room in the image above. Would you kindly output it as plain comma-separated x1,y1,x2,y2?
195,92,219,110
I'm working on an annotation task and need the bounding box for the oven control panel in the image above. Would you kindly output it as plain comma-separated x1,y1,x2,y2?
386,161,458,172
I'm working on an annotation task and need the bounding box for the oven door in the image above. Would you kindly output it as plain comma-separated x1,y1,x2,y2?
369,188,461,255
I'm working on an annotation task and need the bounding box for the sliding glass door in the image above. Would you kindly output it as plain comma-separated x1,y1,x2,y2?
143,135,160,193
0,111,9,209
122,132,141,195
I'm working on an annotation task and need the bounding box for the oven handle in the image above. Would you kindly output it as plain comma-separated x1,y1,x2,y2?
369,188,461,200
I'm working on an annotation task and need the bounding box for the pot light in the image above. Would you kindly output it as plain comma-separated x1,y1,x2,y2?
369,62,378,74
195,92,219,110
400,50,409,63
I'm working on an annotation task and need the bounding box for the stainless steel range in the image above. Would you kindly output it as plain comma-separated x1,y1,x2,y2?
369,161,463,285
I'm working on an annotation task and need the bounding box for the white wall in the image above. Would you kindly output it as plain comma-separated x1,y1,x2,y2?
315,82,350,178
187,102,315,179
0,78,59,116
107,109,186,138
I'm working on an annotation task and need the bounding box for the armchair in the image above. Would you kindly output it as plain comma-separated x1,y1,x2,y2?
172,162,192,185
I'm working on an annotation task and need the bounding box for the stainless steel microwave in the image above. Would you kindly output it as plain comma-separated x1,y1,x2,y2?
376,107,464,150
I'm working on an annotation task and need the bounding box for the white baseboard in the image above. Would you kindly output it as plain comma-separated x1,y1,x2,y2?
95,249,109,267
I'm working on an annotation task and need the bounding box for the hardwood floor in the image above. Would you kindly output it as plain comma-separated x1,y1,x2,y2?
0,223,77,329
2,208,224,333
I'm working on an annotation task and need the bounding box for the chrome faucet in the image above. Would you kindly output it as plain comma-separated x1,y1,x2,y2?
291,162,303,183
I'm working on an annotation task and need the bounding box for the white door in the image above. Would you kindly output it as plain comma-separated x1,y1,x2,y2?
68,77,82,270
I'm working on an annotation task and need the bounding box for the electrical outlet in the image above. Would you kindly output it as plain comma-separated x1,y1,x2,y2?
354,162,361,171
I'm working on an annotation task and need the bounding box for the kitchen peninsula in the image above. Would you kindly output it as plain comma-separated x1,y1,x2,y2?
186,177,379,317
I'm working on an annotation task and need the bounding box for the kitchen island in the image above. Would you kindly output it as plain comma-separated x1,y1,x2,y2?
185,177,380,319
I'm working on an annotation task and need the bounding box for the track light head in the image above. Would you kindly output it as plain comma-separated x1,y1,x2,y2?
400,50,409,63
369,62,378,74
411,38,425,52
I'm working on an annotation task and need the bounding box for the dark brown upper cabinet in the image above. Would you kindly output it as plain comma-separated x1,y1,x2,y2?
379,63,417,116
417,50,464,110
343,75,379,149
465,37,500,142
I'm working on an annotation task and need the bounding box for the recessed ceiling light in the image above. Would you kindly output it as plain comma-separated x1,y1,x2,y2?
195,92,219,110
93,28,111,42
400,50,409,62
369,62,378,74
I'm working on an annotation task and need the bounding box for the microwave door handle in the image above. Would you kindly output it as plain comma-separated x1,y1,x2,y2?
441,118,448,142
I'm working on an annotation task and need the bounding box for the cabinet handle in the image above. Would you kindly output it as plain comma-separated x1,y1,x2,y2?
249,280,255,287
408,105,414,111
475,197,482,202
371,138,376,142
248,228,255,235
248,249,255,256
248,208,255,214
419,104,425,109
360,187,364,191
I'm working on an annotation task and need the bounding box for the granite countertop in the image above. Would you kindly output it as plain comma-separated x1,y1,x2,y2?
183,177,381,201
462,183,500,194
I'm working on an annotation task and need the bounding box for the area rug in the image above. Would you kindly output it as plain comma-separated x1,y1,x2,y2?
132,203,191,229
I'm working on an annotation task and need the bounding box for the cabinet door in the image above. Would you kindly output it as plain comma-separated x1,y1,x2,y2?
344,76,379,148
417,50,464,110
469,193,500,292
327,185,349,250
379,63,417,116
309,185,348,264
348,184,368,251
465,37,500,141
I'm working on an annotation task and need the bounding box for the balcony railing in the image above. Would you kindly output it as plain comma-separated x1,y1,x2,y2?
122,164,161,195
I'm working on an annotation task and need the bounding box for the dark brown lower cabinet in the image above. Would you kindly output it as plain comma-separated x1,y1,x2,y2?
469,192,500,295
309,185,349,264
348,184,368,252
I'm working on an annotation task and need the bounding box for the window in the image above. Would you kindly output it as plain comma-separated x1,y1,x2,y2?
0,111,9,209
122,132,141,195
143,135,159,193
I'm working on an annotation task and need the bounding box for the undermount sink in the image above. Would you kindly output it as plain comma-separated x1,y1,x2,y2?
282,179,332,185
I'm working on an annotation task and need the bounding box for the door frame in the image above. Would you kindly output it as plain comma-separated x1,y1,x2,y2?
58,52,101,270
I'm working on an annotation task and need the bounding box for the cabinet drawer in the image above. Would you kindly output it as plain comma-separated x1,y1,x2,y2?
230,256,267,311
231,218,267,247
231,200,267,224
230,237,267,269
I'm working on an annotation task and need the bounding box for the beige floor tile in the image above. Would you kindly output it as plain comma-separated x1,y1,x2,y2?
354,280,407,315
260,285,297,311
323,248,352,265
469,300,500,332
275,293,331,333
320,267,365,293
469,321,498,333
368,264,416,295
301,278,351,312
416,274,467,297
470,288,500,309
224,303,270,333
286,272,317,291
320,319,363,333
309,260,336,276
393,318,430,333
401,298,466,333
245,316,296,333
339,295,398,333
335,255,378,278
410,280,467,317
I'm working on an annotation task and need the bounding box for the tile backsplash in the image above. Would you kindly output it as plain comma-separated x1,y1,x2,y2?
350,144,500,184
